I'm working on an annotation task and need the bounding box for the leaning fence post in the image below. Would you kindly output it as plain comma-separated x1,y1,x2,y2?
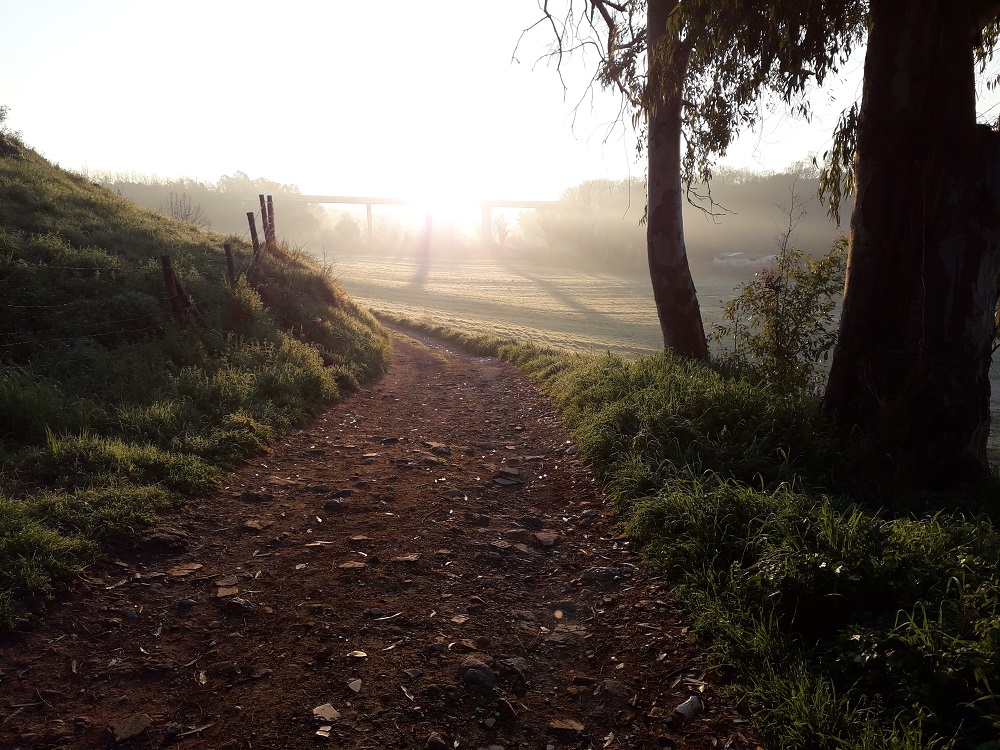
223,242,236,286
170,268,208,330
161,255,185,326
246,212,261,258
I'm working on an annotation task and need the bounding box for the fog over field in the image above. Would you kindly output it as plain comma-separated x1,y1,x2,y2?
88,164,839,342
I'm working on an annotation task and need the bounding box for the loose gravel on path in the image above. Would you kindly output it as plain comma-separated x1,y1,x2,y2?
1,328,764,750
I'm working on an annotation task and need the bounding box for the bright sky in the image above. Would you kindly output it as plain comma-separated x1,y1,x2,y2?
0,0,974,205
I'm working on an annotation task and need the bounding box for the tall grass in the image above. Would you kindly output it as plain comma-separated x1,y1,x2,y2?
0,140,391,625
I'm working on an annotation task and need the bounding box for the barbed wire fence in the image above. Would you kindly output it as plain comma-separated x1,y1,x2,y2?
0,194,280,357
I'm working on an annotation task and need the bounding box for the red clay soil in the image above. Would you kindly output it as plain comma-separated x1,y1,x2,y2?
0,327,765,750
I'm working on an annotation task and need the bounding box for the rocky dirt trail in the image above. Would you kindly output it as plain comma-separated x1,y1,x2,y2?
1,327,764,750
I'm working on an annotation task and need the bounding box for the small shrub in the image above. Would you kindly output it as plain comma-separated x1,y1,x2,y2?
712,192,847,394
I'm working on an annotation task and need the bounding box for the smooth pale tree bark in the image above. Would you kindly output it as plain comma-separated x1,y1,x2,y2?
823,0,1000,485
645,0,709,360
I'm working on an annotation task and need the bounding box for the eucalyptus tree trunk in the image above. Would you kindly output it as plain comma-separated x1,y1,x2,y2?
823,0,1000,485
645,0,709,360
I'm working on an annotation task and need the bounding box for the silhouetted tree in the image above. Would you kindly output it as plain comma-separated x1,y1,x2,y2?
822,1,1000,486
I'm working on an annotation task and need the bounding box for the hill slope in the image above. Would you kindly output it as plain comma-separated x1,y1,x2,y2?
0,138,390,625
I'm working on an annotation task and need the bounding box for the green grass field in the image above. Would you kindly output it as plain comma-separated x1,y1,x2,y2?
329,253,741,356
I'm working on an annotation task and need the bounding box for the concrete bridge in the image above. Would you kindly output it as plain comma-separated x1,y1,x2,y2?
281,194,558,242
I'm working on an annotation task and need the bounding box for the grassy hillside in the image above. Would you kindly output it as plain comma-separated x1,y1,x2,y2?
0,138,390,626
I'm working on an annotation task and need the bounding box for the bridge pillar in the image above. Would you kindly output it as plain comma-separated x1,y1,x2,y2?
366,203,373,241
482,206,491,243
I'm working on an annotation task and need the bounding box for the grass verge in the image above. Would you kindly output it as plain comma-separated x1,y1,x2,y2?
0,140,391,626
380,311,1000,750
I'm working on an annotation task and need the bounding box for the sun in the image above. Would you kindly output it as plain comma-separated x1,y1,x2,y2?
401,187,486,239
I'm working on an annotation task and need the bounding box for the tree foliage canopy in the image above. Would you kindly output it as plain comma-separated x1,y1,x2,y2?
531,1,866,187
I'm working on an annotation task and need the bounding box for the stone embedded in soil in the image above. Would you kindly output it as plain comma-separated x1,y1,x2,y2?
581,567,623,585
548,718,585,735
427,732,450,750
338,561,367,569
503,528,534,545
313,703,341,721
168,562,202,577
222,597,253,615
112,713,153,741
459,656,497,695
425,441,452,456
239,491,274,503
324,498,347,512
144,529,189,551
348,679,362,693
674,695,704,720
243,518,273,531
534,530,561,548
518,515,544,530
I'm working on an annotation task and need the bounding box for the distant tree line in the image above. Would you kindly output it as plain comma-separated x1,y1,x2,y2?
86,170,334,251
86,165,844,281
517,163,846,276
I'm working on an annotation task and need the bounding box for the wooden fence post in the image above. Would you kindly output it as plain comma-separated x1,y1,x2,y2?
246,212,262,286
265,195,276,249
161,255,185,326
223,242,236,286
258,194,268,237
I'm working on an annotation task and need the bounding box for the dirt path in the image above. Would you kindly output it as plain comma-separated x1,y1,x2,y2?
1,328,763,750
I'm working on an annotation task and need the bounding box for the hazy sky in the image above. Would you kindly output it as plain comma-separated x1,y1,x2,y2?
1,1,979,204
